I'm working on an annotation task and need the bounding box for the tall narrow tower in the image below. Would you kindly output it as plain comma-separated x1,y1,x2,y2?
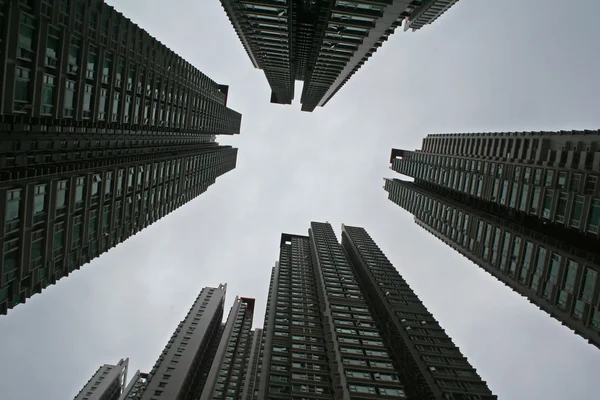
139,285,227,400
119,285,259,400
0,0,242,315
219,0,460,111
200,296,256,399
74,358,129,400
385,130,600,349
257,221,495,399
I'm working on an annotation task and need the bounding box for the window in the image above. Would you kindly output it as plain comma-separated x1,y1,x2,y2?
14,67,31,110
105,172,113,196
75,177,85,204
64,80,76,117
3,240,20,283
542,190,554,219
102,56,111,83
579,268,597,305
30,230,44,265
88,210,98,239
365,349,388,357
570,195,585,228
68,37,80,71
545,170,554,187
72,216,82,248
56,180,67,210
18,13,35,58
38,74,56,115
112,92,120,121
33,184,47,216
86,48,97,79
98,89,108,120
91,175,101,198
374,373,398,382
570,174,581,192
349,385,376,394
53,222,64,252
555,193,568,223
563,261,578,293
346,370,370,379
5,189,22,222
82,84,93,118
587,199,600,233
379,387,405,396
585,176,597,195
544,253,562,299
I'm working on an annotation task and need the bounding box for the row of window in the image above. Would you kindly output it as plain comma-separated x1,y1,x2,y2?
389,181,600,332
422,134,541,160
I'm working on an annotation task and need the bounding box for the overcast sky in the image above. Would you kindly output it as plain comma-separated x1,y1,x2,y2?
1,0,600,399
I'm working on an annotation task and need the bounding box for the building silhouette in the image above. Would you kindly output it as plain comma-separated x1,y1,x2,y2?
0,0,241,315
385,130,600,349
74,358,129,400
219,0,460,111
256,221,495,399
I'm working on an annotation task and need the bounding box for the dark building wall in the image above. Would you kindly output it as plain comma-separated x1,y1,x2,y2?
385,129,600,351
0,0,242,315
342,224,496,400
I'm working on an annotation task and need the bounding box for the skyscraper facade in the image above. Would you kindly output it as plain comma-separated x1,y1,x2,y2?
257,221,494,399
240,328,263,400
119,285,258,400
139,285,227,400
385,130,600,349
342,224,495,399
200,297,256,399
219,0,460,111
0,0,242,315
74,358,129,400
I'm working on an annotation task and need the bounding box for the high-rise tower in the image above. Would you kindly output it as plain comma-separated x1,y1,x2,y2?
256,221,494,399
219,0,460,111
200,297,256,399
119,285,258,400
74,358,129,400
385,130,600,349
139,285,227,400
0,0,242,315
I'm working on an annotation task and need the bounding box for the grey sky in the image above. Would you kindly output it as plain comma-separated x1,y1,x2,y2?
1,0,600,399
